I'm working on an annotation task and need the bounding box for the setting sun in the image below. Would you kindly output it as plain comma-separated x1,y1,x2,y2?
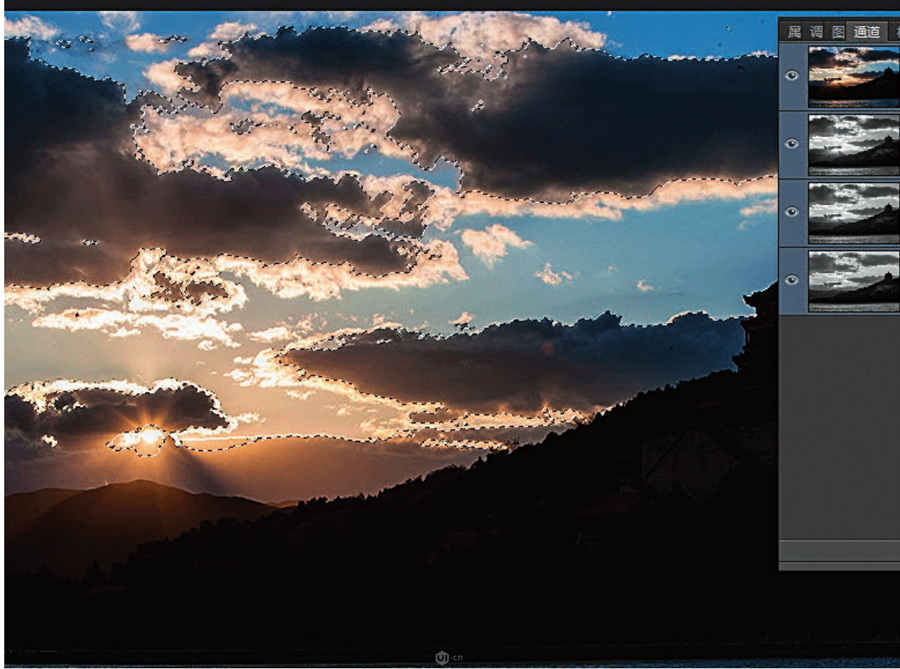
108,426,169,458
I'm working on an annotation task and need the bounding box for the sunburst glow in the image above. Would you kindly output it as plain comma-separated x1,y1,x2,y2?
108,426,169,458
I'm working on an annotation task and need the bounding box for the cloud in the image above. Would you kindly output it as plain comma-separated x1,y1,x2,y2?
363,11,607,76
636,279,656,292
225,345,446,440
187,22,260,59
739,197,777,217
450,311,475,326
5,232,41,244
382,173,778,230
99,10,140,33
5,15,59,39
143,58,196,95
134,81,406,174
108,426,175,457
6,248,245,313
137,75,775,226
126,33,171,53
176,27,777,200
534,262,573,285
460,224,531,266
247,325,296,343
210,21,259,40
7,249,248,348
809,250,898,273
247,314,328,344
737,198,776,230
4,38,773,303
278,310,745,415
842,47,900,63
32,308,244,348
221,338,580,446
5,379,234,459
211,238,466,301
810,46,899,71
187,42,228,59
5,40,464,297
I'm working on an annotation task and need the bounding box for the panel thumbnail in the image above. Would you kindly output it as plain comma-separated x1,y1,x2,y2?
808,182,900,244
808,250,900,312
809,46,900,109
809,114,900,176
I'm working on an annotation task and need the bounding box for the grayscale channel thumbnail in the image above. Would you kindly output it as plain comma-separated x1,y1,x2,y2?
808,182,900,244
808,249,900,312
808,114,900,176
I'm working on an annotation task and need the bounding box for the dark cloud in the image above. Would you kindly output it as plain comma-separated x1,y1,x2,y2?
808,253,852,273
849,137,887,148
810,47,899,71
809,251,898,273
860,185,900,198
810,115,897,140
847,274,880,286
376,181,434,238
407,406,465,423
4,381,230,455
5,39,433,288
856,115,899,131
809,48,840,70
151,272,230,305
282,311,745,414
856,252,900,267
177,27,778,200
842,47,900,63
5,238,132,286
807,115,838,134
809,184,857,206
849,206,887,217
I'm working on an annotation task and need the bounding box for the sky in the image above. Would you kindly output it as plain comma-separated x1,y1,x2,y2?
4,9,803,501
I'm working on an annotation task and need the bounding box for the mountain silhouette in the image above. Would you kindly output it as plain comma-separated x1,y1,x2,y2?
7,285,797,664
5,479,272,577
809,203,900,236
5,487,79,533
810,67,900,102
11,285,899,662
810,135,900,168
810,272,900,304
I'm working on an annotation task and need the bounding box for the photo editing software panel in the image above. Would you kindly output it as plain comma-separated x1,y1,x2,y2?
779,17,900,570
12,7,900,665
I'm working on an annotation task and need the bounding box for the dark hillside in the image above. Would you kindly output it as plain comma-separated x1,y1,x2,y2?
9,284,898,664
